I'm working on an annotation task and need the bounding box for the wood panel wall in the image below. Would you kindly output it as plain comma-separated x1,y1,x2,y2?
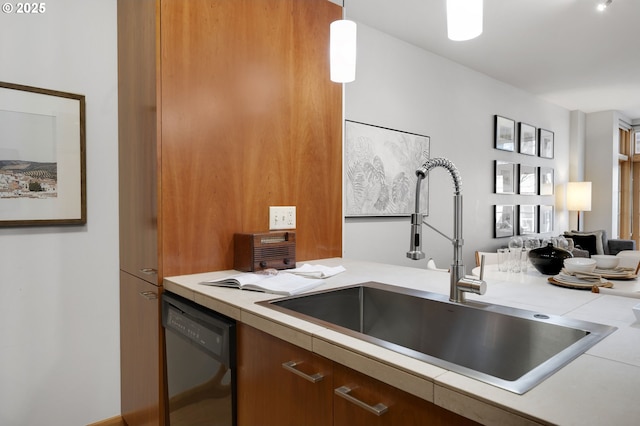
160,0,343,276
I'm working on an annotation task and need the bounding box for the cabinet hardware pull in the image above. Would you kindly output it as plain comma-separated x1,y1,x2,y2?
139,291,158,300
139,268,158,275
281,361,324,383
334,385,388,416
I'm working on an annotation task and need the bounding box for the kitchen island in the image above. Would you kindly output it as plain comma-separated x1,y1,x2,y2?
164,258,640,425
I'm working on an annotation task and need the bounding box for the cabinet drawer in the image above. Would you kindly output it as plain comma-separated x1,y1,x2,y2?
237,324,333,426
333,363,478,426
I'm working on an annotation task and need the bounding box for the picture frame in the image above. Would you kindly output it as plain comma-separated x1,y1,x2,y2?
495,115,515,152
518,164,537,195
494,205,515,238
539,205,554,233
0,82,86,226
518,205,538,235
344,120,430,216
538,128,554,159
519,122,537,156
539,167,554,195
495,160,516,194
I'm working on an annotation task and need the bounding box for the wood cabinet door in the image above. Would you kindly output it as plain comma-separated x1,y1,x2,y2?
117,0,160,284
120,272,163,426
237,324,333,426
333,363,478,426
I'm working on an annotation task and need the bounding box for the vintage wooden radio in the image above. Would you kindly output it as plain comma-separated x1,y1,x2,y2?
233,231,296,272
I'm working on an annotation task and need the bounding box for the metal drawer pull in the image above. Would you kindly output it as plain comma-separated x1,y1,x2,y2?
334,385,388,416
281,361,324,383
139,268,157,275
139,291,158,300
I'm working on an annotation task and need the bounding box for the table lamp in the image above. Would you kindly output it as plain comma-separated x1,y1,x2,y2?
567,182,592,231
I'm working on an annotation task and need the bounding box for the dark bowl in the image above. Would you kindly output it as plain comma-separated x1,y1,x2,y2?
528,243,573,275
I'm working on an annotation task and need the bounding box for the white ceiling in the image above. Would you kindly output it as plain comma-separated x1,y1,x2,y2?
345,0,640,120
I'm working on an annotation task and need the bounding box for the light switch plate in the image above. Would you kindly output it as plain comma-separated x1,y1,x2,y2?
269,206,296,230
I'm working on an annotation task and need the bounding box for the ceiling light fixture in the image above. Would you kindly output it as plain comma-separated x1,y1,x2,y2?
330,19,357,83
446,0,483,41
597,0,612,11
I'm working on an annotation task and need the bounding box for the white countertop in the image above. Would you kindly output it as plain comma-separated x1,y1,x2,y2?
164,258,640,426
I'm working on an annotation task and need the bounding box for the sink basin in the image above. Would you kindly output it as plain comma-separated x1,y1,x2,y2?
258,281,616,394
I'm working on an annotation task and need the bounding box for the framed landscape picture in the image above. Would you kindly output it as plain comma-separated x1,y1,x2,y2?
0,82,86,226
539,128,554,159
539,205,554,233
519,122,536,156
519,165,537,195
495,115,515,152
539,167,554,195
495,161,516,194
495,205,515,238
518,205,538,235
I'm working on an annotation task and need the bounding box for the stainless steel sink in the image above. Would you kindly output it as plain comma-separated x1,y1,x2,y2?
258,281,617,394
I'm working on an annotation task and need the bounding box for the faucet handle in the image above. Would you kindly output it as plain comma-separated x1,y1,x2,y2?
480,254,486,280
457,276,487,296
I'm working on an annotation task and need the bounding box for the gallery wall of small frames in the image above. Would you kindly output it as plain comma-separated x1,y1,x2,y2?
492,115,555,238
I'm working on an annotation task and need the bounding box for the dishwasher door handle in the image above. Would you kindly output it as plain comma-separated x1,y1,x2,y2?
282,361,324,383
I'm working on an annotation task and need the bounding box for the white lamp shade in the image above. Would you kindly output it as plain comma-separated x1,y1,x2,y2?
446,0,483,41
567,182,592,212
330,20,357,83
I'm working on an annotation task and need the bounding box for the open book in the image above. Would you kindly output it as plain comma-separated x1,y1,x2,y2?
199,272,324,296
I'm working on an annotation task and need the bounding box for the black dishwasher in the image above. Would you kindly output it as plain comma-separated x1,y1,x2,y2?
162,292,236,426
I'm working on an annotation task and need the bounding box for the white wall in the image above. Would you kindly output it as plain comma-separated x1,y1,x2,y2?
343,24,571,270
585,110,628,237
0,1,120,425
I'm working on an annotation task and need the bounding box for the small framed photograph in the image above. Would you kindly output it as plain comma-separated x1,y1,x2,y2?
495,115,515,152
519,165,537,195
519,123,537,156
539,205,554,233
495,205,515,238
518,205,538,235
539,167,554,195
539,128,554,158
495,161,516,194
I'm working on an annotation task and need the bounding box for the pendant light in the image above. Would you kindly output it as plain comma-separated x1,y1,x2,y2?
597,0,612,12
446,0,483,41
330,19,357,83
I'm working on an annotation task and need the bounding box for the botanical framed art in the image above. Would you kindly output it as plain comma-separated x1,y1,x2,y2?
495,160,516,194
519,122,536,156
344,120,430,216
539,167,554,195
518,205,538,235
494,205,515,238
539,205,554,233
0,82,86,226
519,165,537,195
495,115,515,152
539,128,554,159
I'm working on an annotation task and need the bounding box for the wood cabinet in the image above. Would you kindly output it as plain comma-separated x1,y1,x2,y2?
119,272,162,426
237,324,479,426
333,363,478,426
237,323,333,426
118,0,342,424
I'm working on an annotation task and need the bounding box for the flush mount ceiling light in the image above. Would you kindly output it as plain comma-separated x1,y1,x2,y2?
597,0,613,11
330,19,357,83
446,0,483,41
